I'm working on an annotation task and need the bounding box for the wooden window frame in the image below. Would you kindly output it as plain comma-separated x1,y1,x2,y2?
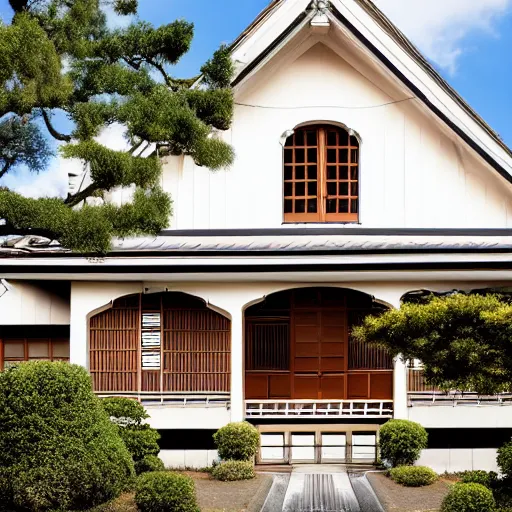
0,337,70,369
283,125,360,223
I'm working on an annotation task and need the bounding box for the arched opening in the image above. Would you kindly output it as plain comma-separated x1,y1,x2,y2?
89,292,231,396
244,287,392,401
283,124,360,223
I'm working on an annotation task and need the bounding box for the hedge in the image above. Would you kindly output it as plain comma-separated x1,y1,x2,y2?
135,455,165,475
0,362,134,511
389,466,437,487
213,422,259,461
460,470,497,489
379,419,428,467
211,460,255,482
441,483,495,512
135,471,199,512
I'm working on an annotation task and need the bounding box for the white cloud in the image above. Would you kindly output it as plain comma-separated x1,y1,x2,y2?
374,0,511,74
103,4,135,29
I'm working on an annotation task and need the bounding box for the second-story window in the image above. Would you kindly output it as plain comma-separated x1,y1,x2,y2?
283,125,359,223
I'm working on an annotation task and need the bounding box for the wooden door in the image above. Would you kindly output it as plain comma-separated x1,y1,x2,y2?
292,309,346,399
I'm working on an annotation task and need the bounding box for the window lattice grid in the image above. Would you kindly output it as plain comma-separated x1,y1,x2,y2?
283,125,359,222
284,128,319,217
324,128,359,218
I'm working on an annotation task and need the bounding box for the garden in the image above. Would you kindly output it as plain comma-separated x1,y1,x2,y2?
0,361,268,512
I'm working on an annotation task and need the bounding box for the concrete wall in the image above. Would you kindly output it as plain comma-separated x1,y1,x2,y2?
417,449,499,474
0,280,70,325
146,406,231,430
159,450,219,470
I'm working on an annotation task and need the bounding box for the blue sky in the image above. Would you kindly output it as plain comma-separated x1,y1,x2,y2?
1,0,512,196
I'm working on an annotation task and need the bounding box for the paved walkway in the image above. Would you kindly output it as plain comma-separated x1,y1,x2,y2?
282,465,361,512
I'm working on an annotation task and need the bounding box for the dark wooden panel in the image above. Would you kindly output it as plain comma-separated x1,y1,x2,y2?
295,357,320,372
245,373,269,399
321,375,345,399
269,374,291,398
320,357,345,372
294,375,319,399
321,342,344,357
370,372,393,399
295,342,320,357
348,373,369,399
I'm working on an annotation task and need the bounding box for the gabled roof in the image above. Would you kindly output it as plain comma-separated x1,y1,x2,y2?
230,0,512,184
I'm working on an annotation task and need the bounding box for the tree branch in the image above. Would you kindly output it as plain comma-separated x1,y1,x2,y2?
0,160,14,180
147,58,173,88
64,183,98,207
41,109,72,142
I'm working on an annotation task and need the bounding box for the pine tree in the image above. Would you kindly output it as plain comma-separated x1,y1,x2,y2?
0,0,234,252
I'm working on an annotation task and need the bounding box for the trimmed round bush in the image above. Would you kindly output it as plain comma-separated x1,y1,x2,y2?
102,397,160,463
135,455,165,475
213,422,259,461
441,483,496,512
211,460,255,482
0,362,134,511
135,471,199,512
460,470,497,488
389,466,437,487
498,441,512,479
379,419,428,467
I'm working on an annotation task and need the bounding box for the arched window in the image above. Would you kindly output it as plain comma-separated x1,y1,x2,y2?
283,125,359,222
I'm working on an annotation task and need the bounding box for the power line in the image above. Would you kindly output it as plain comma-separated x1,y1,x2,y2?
234,97,416,110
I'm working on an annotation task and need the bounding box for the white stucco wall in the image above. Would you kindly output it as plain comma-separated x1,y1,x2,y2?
146,406,231,430
417,449,499,474
161,40,512,230
0,280,70,325
159,450,219,470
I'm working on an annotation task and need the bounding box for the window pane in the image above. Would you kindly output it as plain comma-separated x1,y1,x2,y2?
327,149,336,163
4,342,24,358
326,199,337,213
339,149,348,163
350,182,358,196
307,148,317,163
52,342,70,358
295,148,305,164
284,182,293,197
306,130,317,146
29,341,49,358
295,199,305,213
351,199,359,214
339,130,349,146
295,182,305,196
327,166,337,179
350,135,358,146
351,166,358,180
339,166,349,180
285,135,293,147
284,199,293,213
284,166,293,180
339,182,349,196
295,130,304,146
295,166,305,180
327,131,337,146
308,165,317,180
307,182,317,196
351,149,359,164
327,182,337,195
307,199,317,213
339,199,349,213
284,149,293,164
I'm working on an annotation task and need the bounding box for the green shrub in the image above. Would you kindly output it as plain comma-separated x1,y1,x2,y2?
213,422,259,461
0,362,134,511
498,441,512,479
389,466,437,487
135,471,199,512
441,483,496,512
102,397,160,463
211,460,255,482
135,455,165,475
379,419,428,467
460,470,497,488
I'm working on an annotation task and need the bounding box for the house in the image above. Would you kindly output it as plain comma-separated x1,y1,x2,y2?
2,0,512,472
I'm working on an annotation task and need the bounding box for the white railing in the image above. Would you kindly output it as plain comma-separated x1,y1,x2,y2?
408,391,512,406
245,399,393,418
96,391,230,407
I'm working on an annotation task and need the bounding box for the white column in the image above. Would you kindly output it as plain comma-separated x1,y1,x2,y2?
230,308,245,422
393,356,408,419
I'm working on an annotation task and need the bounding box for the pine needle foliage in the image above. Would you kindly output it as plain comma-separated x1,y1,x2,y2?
0,0,235,252
352,293,512,395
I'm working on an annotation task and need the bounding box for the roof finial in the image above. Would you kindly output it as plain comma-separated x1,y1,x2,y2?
310,0,330,33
